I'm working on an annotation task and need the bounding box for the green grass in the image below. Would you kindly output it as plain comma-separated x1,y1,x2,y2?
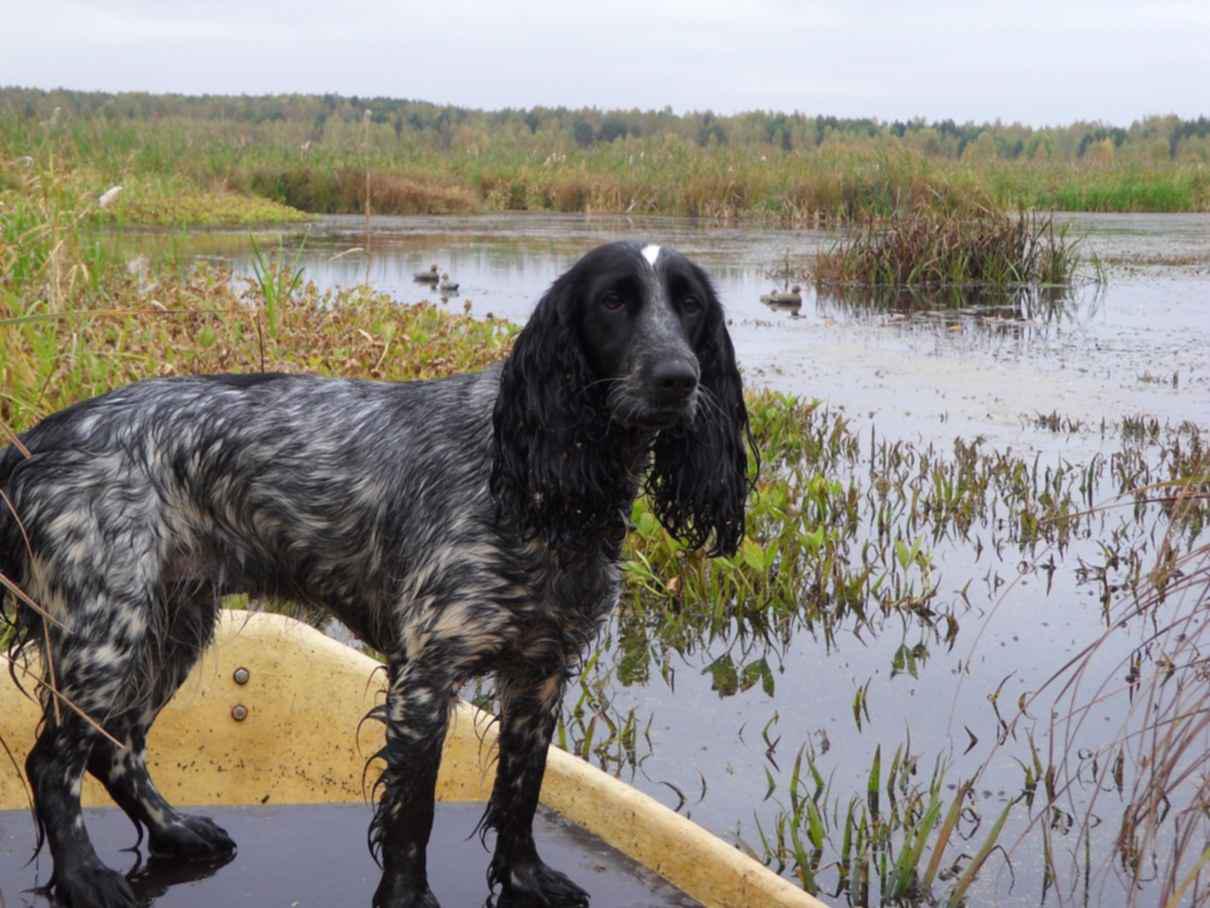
97,174,307,226
0,160,305,230
753,737,1017,906
0,273,516,432
1034,169,1207,212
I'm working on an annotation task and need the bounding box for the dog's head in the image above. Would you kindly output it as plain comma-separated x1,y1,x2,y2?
491,241,752,555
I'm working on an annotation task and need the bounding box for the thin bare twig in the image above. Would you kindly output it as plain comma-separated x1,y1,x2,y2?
5,654,123,749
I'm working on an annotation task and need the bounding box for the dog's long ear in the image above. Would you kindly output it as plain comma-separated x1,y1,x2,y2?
491,273,629,546
646,279,753,557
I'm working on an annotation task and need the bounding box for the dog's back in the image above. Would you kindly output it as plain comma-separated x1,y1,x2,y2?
1,371,506,650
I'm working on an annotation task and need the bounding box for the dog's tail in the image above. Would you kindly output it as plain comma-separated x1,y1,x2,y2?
1,441,22,561
0,440,51,862
1,440,24,586
1,440,40,668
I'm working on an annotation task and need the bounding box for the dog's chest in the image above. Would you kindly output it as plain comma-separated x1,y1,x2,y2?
523,547,622,653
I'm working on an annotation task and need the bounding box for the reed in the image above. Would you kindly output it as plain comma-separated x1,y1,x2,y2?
4,92,1208,226
811,208,1089,289
753,734,1016,906
1002,480,1210,907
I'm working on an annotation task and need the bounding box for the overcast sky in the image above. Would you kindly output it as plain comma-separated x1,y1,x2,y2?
3,1,1207,125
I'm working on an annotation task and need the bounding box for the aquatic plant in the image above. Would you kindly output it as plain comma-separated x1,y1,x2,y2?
246,167,476,217
248,234,307,346
745,728,1019,907
1035,169,1208,213
995,478,1210,908
811,208,1090,290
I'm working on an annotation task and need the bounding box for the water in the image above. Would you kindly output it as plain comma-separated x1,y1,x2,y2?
107,213,1210,906
120,211,1209,453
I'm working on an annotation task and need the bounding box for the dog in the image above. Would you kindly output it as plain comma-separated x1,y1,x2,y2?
0,241,751,908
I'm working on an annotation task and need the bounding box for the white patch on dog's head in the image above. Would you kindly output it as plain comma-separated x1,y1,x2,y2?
641,244,661,268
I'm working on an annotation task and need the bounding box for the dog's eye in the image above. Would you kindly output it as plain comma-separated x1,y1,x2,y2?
601,292,625,311
682,296,702,314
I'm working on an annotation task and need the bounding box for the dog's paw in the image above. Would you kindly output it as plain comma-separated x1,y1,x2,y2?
149,812,236,859
496,860,590,908
372,874,442,908
53,860,139,908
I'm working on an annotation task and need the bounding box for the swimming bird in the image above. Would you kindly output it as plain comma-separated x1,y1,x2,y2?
439,273,459,293
414,264,440,283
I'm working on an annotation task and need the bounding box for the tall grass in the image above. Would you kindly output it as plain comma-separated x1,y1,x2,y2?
3,98,1209,226
1010,479,1210,907
754,738,1017,906
811,208,1091,289
1,273,515,434
0,159,514,429
1035,169,1208,213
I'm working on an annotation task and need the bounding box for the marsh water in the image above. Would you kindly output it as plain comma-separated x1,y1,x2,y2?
124,211,1209,455
94,214,1209,906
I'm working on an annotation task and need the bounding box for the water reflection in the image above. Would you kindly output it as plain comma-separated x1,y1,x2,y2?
125,851,238,900
815,282,1103,323
557,399,1205,905
0,803,691,906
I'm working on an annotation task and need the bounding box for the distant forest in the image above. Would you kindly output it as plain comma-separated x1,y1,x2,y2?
5,86,1210,164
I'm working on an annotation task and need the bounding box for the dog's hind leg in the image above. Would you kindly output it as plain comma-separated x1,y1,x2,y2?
26,717,139,908
85,594,234,860
481,669,589,908
86,720,236,859
369,650,454,908
25,595,155,908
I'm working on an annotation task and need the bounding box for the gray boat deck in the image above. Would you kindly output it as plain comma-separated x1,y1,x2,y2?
0,803,700,907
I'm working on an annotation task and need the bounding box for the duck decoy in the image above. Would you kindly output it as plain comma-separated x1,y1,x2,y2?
760,285,803,307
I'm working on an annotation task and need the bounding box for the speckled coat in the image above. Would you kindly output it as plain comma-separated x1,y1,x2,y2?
0,241,751,908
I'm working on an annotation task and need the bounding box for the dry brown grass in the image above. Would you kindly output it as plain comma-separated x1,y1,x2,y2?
246,167,476,217
811,208,1088,289
365,172,477,215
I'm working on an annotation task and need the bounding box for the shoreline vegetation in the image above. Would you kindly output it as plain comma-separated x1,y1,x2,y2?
810,207,1094,289
2,87,1209,227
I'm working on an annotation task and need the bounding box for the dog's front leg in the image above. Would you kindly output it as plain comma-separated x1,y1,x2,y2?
483,670,589,908
370,655,452,908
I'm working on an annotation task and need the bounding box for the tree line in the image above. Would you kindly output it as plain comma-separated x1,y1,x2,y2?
4,86,1209,164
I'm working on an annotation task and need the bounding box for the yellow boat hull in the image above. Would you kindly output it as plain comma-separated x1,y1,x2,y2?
1,610,823,908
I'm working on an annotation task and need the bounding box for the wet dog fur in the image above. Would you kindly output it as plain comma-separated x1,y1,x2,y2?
0,241,751,908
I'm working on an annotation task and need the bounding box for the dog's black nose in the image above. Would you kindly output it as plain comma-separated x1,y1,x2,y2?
651,360,699,402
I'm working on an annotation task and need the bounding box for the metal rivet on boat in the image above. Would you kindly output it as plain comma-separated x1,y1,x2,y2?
233,667,250,685
231,704,248,722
